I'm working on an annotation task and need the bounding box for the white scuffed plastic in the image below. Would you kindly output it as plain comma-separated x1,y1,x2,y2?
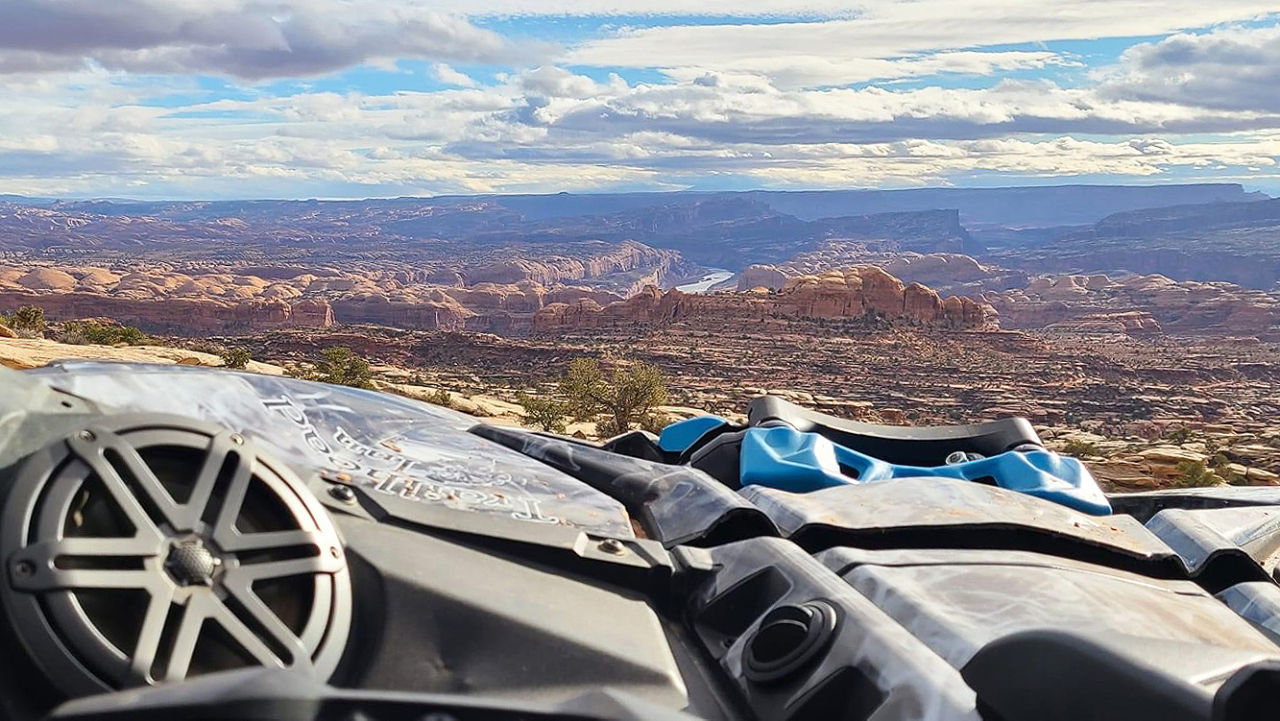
30,362,634,538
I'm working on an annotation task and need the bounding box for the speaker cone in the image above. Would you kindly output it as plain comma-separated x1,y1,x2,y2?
1,414,351,697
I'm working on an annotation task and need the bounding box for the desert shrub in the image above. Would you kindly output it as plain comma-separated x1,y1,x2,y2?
184,340,227,355
1061,439,1102,457
310,346,374,389
594,416,624,438
639,411,674,435
1166,427,1195,444
425,388,455,408
220,347,252,369
516,392,568,433
560,357,667,434
4,305,46,338
1174,459,1220,488
1210,452,1244,484
57,320,149,346
54,324,90,345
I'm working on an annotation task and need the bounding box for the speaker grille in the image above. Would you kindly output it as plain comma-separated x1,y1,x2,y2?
2,415,351,697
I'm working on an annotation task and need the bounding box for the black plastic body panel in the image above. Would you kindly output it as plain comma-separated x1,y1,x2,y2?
471,425,777,547
7,366,1280,721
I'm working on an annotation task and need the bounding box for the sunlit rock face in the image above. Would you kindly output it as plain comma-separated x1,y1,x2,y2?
534,266,996,332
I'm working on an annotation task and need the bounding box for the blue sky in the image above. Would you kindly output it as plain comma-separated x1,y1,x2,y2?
1,1,1279,199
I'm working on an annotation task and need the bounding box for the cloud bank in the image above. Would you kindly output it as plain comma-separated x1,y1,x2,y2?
0,2,1278,197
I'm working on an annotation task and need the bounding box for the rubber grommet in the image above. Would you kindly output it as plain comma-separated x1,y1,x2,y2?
743,600,839,683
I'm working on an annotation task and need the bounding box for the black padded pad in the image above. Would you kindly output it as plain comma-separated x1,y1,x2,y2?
962,630,1211,721
746,396,1042,467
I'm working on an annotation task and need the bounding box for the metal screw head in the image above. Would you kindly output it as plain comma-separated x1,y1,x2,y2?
76,429,96,442
328,485,356,503
14,560,35,577
599,538,626,555
229,433,245,445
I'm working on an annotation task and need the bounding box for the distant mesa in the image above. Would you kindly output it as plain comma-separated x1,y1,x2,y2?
990,197,1280,289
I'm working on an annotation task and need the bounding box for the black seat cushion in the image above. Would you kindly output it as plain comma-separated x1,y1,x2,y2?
746,396,1042,467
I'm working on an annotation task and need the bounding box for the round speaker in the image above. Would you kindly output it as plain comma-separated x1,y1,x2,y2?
1,414,351,697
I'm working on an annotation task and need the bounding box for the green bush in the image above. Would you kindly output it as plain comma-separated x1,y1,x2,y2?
425,388,455,408
594,416,624,438
54,324,90,345
1210,452,1244,484
220,347,252,369
559,357,667,434
309,347,374,389
56,320,149,346
184,340,227,355
639,411,674,435
1061,439,1102,457
3,306,46,338
516,392,568,433
1173,459,1220,488
1166,427,1195,445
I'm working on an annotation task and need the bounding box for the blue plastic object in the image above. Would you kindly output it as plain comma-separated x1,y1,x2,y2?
658,415,729,453
739,426,1111,515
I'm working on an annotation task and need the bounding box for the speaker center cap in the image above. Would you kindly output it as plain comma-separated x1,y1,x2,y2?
164,538,220,586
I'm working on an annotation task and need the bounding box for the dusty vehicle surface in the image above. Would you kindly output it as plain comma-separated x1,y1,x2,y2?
2,363,1279,721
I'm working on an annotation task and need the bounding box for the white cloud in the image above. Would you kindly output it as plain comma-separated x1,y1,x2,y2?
1105,25,1280,112
2,3,1280,196
0,0,531,80
567,2,1280,82
4,63,1277,198
511,71,1280,147
433,63,477,87
656,50,1074,89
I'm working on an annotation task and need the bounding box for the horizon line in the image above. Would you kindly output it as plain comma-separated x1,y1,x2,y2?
1,181,1270,205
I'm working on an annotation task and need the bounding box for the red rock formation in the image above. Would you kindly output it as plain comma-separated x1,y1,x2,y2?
1046,312,1163,335
290,298,335,327
738,252,1027,295
534,267,995,332
328,293,472,332
16,268,77,291
0,260,640,335
986,273,1280,338
737,265,791,291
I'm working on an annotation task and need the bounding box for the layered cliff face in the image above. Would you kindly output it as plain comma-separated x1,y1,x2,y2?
992,199,1280,289
452,241,681,288
629,206,973,268
986,273,1280,338
534,266,996,332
